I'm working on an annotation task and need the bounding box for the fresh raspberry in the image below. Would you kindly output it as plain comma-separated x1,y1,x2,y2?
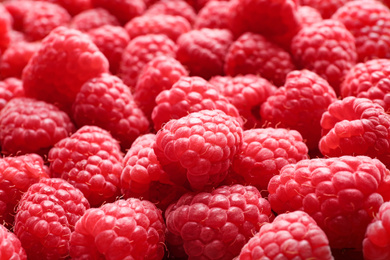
0,77,24,110
165,184,273,259
144,0,197,25
300,0,351,19
0,224,26,259
69,198,166,260
49,125,124,207
194,0,232,30
133,56,188,121
69,7,120,32
231,128,309,193
291,19,357,94
33,0,93,16
0,97,75,157
3,1,33,31
268,155,390,249
224,32,296,87
297,6,323,28
319,97,390,168
90,0,146,24
72,73,149,150
22,26,109,113
0,4,12,54
125,14,191,42
340,59,390,113
176,28,234,80
154,109,243,191
151,76,242,131
118,34,177,89
260,70,337,151
14,178,90,260
209,75,277,129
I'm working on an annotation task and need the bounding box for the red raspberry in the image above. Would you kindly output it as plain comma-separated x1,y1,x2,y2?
0,97,75,157
154,109,243,191
0,77,24,110
297,6,323,28
194,0,232,30
291,19,357,94
14,178,90,259
268,155,390,249
90,0,146,24
165,184,273,259
70,7,120,32
125,14,191,42
22,26,109,113
340,59,390,113
69,198,166,260
0,4,12,53
72,73,149,150
145,0,196,25
260,70,337,151
32,0,92,16
151,76,242,131
133,56,188,121
231,128,309,193
209,75,277,129
0,224,26,259
300,0,351,19
3,1,33,32
118,34,177,89
49,125,124,207
176,28,233,80
224,32,296,87
319,97,390,168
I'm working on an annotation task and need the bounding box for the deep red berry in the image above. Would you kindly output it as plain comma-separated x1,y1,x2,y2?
0,4,12,53
0,77,24,111
144,0,197,25
70,7,120,32
0,224,26,259
90,0,146,24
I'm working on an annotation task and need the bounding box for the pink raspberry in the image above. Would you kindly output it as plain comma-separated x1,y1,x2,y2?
297,6,323,28
0,4,12,53
14,178,90,259
0,224,26,259
0,97,75,157
0,77,24,110
154,109,243,191
90,0,146,24
260,70,338,151
209,74,277,129
300,0,352,18
32,0,93,16
22,26,109,113
49,125,124,207
268,155,390,249
144,0,197,25
194,1,232,30
151,76,242,131
165,184,273,259
69,198,166,260
238,211,333,260
70,7,120,32
224,32,296,87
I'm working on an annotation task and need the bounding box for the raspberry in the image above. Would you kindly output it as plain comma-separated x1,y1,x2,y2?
144,0,197,25
176,28,234,80
22,26,109,113
332,0,390,61
70,7,120,32
69,198,166,260
231,128,309,193
3,1,33,32
48,125,124,207
268,155,390,249
260,70,337,151
154,109,243,191
319,97,390,167
151,76,242,131
72,73,149,150
0,77,24,110
125,14,191,42
209,75,277,129
194,1,232,30
133,56,188,121
14,178,90,259
224,32,296,87
340,59,390,113
165,184,273,259
238,211,333,260
0,224,26,259
300,0,351,18
0,4,12,53
297,6,323,28
0,97,75,157
118,34,177,89
291,19,358,94
90,0,146,24
32,0,93,16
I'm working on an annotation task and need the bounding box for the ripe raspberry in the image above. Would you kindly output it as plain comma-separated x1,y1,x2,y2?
209,75,277,129
319,97,390,167
125,14,191,42
70,7,120,32
22,26,109,113
0,4,12,53
118,34,177,89
297,6,323,28
165,184,273,259
224,32,296,87
3,1,33,31
72,73,149,150
154,109,243,191
176,28,233,80
291,19,357,94
69,198,166,260
32,0,93,16
0,224,26,259
0,77,24,110
194,1,232,30
90,0,146,24
260,70,337,151
151,76,242,131
14,178,90,259
268,155,390,249
300,0,351,18
49,125,124,207
133,56,188,121
0,97,75,156
144,0,197,25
